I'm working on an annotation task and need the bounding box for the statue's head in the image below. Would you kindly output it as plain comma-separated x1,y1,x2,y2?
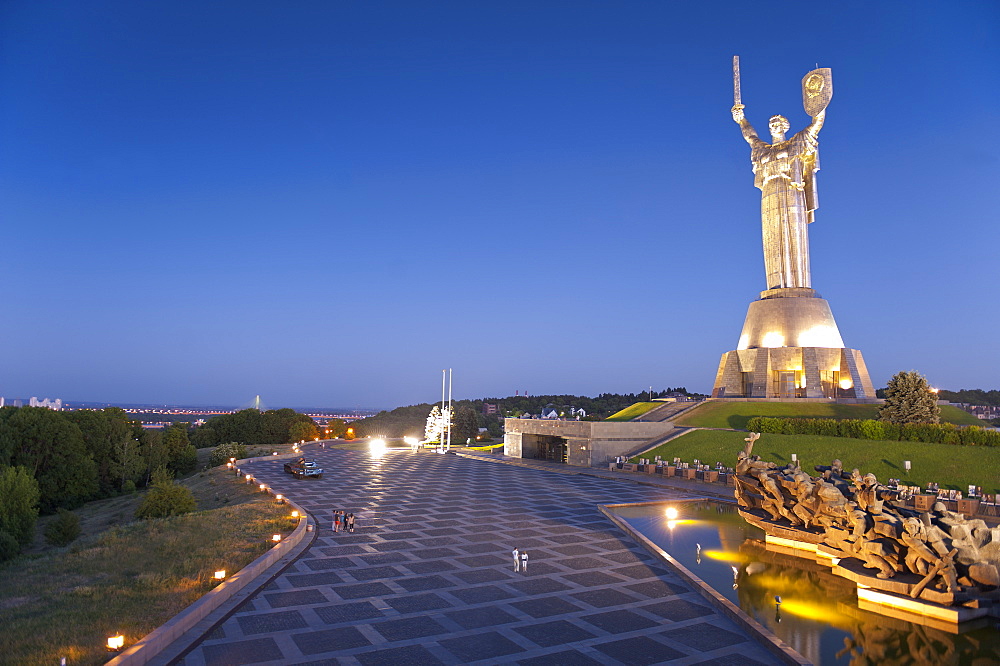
768,115,790,138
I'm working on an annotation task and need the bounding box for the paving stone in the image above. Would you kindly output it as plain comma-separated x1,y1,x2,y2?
449,584,517,604
330,582,394,600
201,637,283,665
592,635,686,664
385,592,453,613
550,544,600,556
559,557,608,571
602,549,646,564
641,599,714,621
357,552,409,565
412,547,461,558
370,541,413,552
613,564,670,580
396,574,454,592
571,588,640,608
689,654,772,666
510,596,585,618
561,571,625,587
439,630,526,662
445,605,520,629
347,565,403,581
302,557,355,571
662,622,747,648
517,562,562,576
625,579,687,598
264,589,328,608
517,650,605,666
318,545,369,556
372,616,450,641
508,578,573,595
454,553,508,567
355,644,446,665
313,601,384,624
291,626,371,655
581,609,659,634
513,619,597,648
416,536,462,547
286,572,343,587
401,560,457,574
456,542,503,554
237,610,307,634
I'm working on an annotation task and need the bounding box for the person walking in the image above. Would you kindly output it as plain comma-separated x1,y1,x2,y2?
333,510,342,533
520,550,529,572
346,512,356,533
512,547,520,572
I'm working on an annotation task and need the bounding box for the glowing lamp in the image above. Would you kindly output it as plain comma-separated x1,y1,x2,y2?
230,457,236,463
839,378,854,390
213,570,226,580
272,534,282,542
107,635,124,651
259,484,267,491
370,439,387,457
291,510,299,518
275,494,284,502
272,452,278,456
665,507,679,520
226,462,233,469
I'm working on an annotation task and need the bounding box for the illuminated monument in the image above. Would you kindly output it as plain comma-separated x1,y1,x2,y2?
712,58,875,400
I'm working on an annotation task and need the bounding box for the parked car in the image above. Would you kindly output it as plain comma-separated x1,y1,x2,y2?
283,457,324,479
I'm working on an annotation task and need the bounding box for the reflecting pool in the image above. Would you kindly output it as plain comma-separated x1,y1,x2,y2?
607,500,1000,665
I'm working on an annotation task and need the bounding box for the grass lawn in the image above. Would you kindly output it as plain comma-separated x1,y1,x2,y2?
606,402,661,422
1,464,298,665
633,428,1000,494
674,401,981,429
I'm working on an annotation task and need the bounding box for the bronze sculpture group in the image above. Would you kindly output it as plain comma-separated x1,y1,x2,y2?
735,433,1000,609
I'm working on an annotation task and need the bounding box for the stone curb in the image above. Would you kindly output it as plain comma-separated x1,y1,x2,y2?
107,454,314,666
600,501,812,666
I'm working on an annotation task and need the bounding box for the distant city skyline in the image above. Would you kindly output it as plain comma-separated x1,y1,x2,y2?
3,1,998,408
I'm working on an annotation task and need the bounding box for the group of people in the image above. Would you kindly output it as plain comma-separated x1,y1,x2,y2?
332,510,356,533
511,547,529,572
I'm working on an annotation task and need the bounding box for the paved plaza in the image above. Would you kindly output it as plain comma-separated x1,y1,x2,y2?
177,448,779,665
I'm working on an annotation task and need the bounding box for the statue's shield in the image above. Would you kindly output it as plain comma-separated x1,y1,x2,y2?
802,68,833,116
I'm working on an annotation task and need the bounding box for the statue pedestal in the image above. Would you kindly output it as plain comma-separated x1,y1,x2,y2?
712,288,875,399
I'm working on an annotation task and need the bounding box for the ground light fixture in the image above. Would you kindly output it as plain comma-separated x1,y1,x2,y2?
259,484,267,492
106,634,124,651
272,534,282,543
275,494,284,502
214,570,226,581
291,510,299,518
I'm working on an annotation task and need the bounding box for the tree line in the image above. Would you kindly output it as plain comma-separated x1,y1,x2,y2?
936,388,1000,407
190,408,319,448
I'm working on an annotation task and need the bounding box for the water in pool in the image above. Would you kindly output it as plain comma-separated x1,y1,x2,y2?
607,500,999,665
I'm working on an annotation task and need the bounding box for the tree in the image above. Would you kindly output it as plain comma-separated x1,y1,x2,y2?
325,419,347,438
190,426,218,449
66,408,141,496
878,371,941,424
0,407,99,512
452,406,480,444
0,466,41,547
289,420,318,443
135,467,197,519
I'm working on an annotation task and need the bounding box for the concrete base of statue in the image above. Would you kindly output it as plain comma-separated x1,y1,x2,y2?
712,287,876,399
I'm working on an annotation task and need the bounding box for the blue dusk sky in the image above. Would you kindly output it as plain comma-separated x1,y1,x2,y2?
2,1,998,410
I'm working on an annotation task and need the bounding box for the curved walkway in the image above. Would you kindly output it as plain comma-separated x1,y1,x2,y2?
173,448,780,665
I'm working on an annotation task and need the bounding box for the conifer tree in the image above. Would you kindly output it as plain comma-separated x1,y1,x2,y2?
878,371,941,424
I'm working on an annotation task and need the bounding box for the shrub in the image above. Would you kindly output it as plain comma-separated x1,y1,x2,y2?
209,442,248,468
171,445,198,475
0,530,19,562
135,468,197,519
122,479,136,494
44,508,81,547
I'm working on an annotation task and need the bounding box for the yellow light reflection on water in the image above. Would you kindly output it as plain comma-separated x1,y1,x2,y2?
778,599,853,628
702,550,748,563
665,519,697,530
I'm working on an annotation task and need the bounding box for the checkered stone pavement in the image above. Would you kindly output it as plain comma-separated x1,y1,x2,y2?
177,449,778,665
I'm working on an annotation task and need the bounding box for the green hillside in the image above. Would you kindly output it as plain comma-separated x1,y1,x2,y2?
674,401,980,429
633,429,1000,493
606,402,660,421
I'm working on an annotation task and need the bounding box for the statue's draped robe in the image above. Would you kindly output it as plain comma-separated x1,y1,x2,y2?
742,118,822,290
